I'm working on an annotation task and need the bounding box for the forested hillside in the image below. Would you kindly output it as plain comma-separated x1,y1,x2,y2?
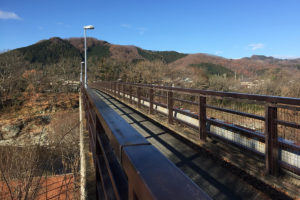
1,36,300,113
18,37,82,64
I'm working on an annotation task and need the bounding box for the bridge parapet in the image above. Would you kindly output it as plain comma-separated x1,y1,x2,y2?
81,86,211,200
91,81,300,177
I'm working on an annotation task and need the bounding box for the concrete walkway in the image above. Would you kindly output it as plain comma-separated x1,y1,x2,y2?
93,89,293,200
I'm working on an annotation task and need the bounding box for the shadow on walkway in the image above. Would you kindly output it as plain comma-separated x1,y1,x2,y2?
94,90,292,200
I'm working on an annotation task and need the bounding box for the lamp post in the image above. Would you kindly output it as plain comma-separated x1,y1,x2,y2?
80,61,84,84
83,25,95,88
79,77,85,200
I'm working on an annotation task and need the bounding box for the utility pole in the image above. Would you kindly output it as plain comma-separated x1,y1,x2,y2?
79,67,86,199
80,62,84,83
83,25,94,88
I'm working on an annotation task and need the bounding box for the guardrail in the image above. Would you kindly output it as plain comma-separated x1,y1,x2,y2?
81,86,211,200
91,81,300,176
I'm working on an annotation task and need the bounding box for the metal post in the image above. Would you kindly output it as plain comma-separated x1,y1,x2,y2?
199,96,207,141
128,179,138,200
84,29,87,88
116,83,119,98
137,87,141,108
110,82,112,94
265,104,278,176
129,85,133,104
118,83,121,98
122,84,125,100
79,89,86,199
167,91,173,124
80,62,84,83
83,25,94,88
149,88,154,114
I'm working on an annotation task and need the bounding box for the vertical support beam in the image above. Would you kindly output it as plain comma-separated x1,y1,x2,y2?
129,85,133,104
199,96,207,141
110,82,112,94
112,82,115,95
118,83,121,98
265,104,278,176
114,82,117,97
117,83,120,98
95,117,107,200
122,84,125,101
128,179,138,200
137,87,141,108
79,89,87,199
149,88,154,114
116,83,119,97
167,91,173,124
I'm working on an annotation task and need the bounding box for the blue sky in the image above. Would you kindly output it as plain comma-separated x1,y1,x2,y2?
1,0,300,58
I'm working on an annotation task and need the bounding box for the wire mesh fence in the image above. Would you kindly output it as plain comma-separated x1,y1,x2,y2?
277,105,300,173
92,81,300,176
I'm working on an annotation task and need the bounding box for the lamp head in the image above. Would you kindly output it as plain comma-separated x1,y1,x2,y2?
84,25,94,30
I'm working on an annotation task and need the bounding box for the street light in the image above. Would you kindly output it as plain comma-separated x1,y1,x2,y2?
83,25,95,88
80,61,84,84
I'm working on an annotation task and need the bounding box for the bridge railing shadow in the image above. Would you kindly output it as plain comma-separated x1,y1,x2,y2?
91,81,300,177
95,89,296,200
81,86,211,200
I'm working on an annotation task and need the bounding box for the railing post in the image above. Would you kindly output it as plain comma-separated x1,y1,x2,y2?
110,82,112,94
167,91,173,124
116,83,119,97
129,85,133,104
149,88,154,114
128,179,138,200
122,84,125,100
199,96,207,141
265,104,278,176
114,82,117,97
137,87,141,109
118,83,121,98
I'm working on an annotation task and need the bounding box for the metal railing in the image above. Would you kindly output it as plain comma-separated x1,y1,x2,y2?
91,81,300,176
81,86,211,200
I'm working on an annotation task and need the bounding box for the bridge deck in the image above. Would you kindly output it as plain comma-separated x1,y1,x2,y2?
92,89,293,200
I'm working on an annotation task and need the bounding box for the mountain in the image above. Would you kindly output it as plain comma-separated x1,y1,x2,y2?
169,53,300,79
1,37,300,81
1,36,300,110
67,37,187,63
18,37,82,64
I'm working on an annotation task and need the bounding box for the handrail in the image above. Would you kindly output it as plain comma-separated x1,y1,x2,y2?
91,81,300,177
81,86,211,200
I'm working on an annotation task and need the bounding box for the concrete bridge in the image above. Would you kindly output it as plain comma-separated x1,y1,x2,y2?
82,82,300,200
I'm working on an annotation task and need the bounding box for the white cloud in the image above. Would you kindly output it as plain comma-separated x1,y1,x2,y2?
0,10,21,20
248,43,264,50
121,24,131,28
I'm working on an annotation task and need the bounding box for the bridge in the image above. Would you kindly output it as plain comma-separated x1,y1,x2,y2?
81,81,300,199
